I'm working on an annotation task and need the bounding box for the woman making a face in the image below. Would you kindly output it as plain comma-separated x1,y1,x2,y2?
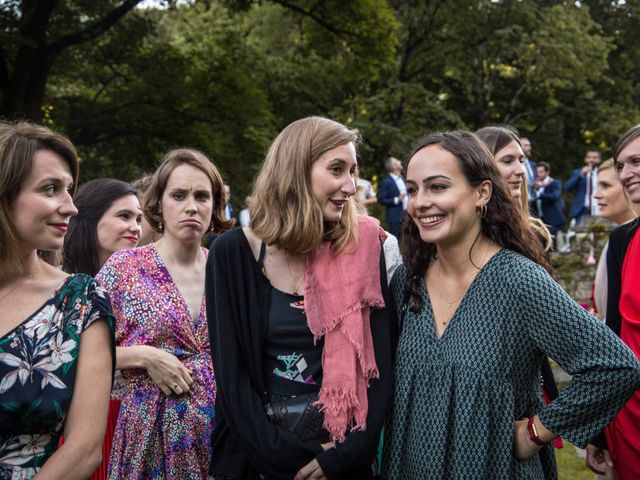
97,149,228,479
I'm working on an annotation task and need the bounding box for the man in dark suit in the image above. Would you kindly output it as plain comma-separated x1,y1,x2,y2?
520,137,537,216
378,156,407,238
223,184,234,222
565,149,601,225
535,162,566,249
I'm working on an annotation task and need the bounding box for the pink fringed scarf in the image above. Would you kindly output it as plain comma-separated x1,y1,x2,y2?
304,215,386,442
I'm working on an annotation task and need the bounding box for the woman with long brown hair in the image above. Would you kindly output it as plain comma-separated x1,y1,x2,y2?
61,178,142,480
382,130,640,479
475,126,561,448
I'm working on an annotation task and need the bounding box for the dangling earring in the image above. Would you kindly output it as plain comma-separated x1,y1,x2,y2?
476,204,487,219
158,221,164,231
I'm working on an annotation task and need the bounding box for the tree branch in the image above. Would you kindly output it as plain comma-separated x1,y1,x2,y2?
270,0,352,37
47,0,144,53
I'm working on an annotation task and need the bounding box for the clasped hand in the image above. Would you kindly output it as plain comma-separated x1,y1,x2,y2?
585,444,616,477
145,347,194,396
513,418,542,460
294,442,334,480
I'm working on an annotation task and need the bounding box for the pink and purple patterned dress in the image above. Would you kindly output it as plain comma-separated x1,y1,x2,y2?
97,244,215,480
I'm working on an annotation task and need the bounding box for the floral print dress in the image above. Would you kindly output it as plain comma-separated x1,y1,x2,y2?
0,275,114,480
97,244,215,480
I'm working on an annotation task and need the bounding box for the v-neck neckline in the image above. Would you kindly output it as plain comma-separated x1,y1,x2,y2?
150,243,206,328
423,249,503,341
0,275,73,340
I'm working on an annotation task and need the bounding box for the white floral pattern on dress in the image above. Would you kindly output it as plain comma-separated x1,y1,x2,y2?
0,275,114,479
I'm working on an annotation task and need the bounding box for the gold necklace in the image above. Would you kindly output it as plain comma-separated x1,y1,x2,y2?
0,260,42,304
284,251,305,296
435,259,480,326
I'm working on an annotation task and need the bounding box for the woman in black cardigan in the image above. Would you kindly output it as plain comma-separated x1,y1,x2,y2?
205,117,393,480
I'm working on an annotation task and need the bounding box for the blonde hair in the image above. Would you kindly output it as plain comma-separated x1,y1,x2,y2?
250,116,360,254
598,158,640,216
599,158,614,173
0,121,79,280
143,148,230,234
519,177,553,252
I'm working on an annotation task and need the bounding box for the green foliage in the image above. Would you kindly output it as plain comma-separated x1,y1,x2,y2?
2,0,639,212
555,443,592,480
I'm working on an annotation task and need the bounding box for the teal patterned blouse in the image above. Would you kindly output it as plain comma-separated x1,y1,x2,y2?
382,249,640,479
0,274,114,479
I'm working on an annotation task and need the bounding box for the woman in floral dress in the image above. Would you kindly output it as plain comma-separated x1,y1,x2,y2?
0,121,115,479
97,149,229,479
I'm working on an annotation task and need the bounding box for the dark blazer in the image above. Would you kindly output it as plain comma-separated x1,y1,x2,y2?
205,228,393,479
537,179,566,228
378,174,404,224
565,168,591,219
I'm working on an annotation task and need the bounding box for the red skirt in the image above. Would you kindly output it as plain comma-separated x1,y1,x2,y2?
57,398,121,479
91,398,121,480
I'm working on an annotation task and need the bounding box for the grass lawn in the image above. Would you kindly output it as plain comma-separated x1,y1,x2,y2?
556,443,592,480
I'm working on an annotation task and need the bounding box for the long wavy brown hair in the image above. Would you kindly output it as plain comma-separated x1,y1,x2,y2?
475,125,552,252
400,131,552,312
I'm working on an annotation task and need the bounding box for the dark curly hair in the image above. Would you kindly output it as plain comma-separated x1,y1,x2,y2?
400,130,551,312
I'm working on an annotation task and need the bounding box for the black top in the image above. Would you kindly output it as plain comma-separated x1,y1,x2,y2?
606,217,640,336
591,216,640,449
205,228,394,480
263,287,323,396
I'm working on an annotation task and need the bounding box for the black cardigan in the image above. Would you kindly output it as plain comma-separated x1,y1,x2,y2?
605,218,640,336
592,217,640,449
205,228,394,479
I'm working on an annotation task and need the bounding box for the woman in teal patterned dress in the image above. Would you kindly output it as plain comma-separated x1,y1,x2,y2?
382,131,640,479
0,122,115,479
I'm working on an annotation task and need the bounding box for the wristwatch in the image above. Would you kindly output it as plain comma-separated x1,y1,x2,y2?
527,416,546,446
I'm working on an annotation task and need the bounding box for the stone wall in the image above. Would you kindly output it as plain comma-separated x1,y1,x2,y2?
551,218,616,308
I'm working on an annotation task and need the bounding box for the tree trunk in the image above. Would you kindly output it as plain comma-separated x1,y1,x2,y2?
2,46,55,121
0,0,143,121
